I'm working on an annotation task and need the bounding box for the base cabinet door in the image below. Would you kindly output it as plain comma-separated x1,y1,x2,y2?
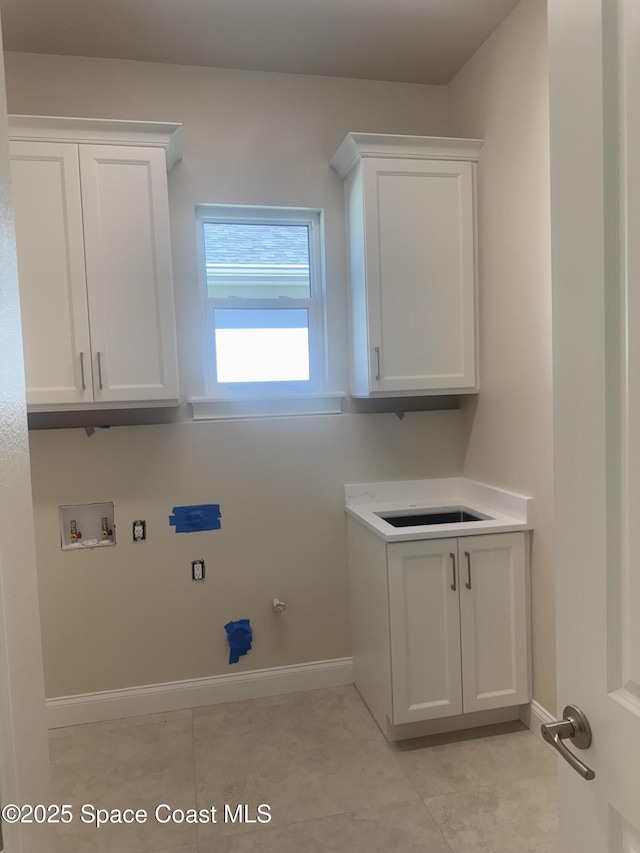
388,538,463,724
458,533,529,713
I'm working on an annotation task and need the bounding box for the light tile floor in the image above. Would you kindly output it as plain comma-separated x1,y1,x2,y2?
48,686,558,852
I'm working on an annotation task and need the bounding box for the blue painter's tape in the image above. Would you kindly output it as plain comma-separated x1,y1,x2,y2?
224,619,252,665
169,504,221,533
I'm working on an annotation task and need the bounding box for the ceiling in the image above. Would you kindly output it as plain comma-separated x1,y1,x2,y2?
0,0,521,85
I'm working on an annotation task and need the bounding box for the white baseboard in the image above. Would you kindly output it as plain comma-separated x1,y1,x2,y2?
520,699,556,750
46,657,354,729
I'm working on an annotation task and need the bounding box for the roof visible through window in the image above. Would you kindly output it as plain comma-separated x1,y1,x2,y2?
203,222,311,299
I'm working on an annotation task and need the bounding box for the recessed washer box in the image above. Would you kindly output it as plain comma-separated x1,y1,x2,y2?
59,502,116,550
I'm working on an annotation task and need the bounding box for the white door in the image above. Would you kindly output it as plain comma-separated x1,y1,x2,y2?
79,144,179,403
549,0,640,847
362,157,476,393
10,141,93,407
388,538,463,724
458,533,529,714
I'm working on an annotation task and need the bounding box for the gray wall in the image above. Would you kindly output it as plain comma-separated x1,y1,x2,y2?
4,53,464,697
448,0,555,712
7,20,556,712
5,52,449,417
30,414,463,696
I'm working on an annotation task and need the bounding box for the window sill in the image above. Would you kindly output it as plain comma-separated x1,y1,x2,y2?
188,393,345,420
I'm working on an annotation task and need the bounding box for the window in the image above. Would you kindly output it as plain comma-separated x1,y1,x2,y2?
196,206,326,402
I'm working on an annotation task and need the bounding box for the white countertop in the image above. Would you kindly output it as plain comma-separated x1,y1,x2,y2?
345,477,533,542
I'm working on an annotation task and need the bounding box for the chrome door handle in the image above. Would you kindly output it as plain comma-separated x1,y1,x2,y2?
79,351,86,390
541,704,595,781
464,551,472,589
449,552,457,591
97,351,104,390
374,346,381,381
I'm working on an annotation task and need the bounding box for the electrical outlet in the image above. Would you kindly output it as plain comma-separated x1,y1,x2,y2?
133,520,146,542
192,559,205,581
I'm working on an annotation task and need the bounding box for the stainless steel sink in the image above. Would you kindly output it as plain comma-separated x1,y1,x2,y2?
376,507,489,528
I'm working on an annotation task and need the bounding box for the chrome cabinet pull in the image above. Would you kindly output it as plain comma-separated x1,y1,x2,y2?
97,351,103,390
541,705,595,781
465,551,472,589
374,346,381,381
79,351,86,390
450,552,457,591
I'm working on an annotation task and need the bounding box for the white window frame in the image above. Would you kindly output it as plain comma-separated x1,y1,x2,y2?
195,205,327,402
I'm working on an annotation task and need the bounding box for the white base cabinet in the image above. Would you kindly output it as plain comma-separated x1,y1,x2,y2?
331,134,483,398
9,117,182,411
347,520,530,736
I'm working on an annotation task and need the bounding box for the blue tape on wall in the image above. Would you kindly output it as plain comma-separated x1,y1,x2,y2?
169,504,221,533
224,619,252,665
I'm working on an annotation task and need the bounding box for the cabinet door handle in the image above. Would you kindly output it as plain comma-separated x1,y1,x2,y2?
450,552,457,591
465,551,472,589
374,346,381,381
97,351,104,390
79,351,86,390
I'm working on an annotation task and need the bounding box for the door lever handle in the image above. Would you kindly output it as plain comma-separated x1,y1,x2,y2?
541,704,595,781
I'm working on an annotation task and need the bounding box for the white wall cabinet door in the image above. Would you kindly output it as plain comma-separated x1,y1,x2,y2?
458,533,529,713
388,538,463,724
361,158,476,395
10,118,181,411
79,145,178,404
332,134,481,398
10,141,93,406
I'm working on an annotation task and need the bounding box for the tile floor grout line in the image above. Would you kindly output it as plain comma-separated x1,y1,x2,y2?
387,740,457,851
414,766,558,802
388,740,426,801
189,705,205,851
49,688,557,852
421,769,558,807
194,798,454,852
195,792,426,844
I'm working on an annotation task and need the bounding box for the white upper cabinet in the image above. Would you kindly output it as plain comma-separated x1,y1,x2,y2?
331,133,482,397
9,116,183,411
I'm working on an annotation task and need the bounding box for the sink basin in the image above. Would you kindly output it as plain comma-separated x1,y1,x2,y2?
377,507,488,528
